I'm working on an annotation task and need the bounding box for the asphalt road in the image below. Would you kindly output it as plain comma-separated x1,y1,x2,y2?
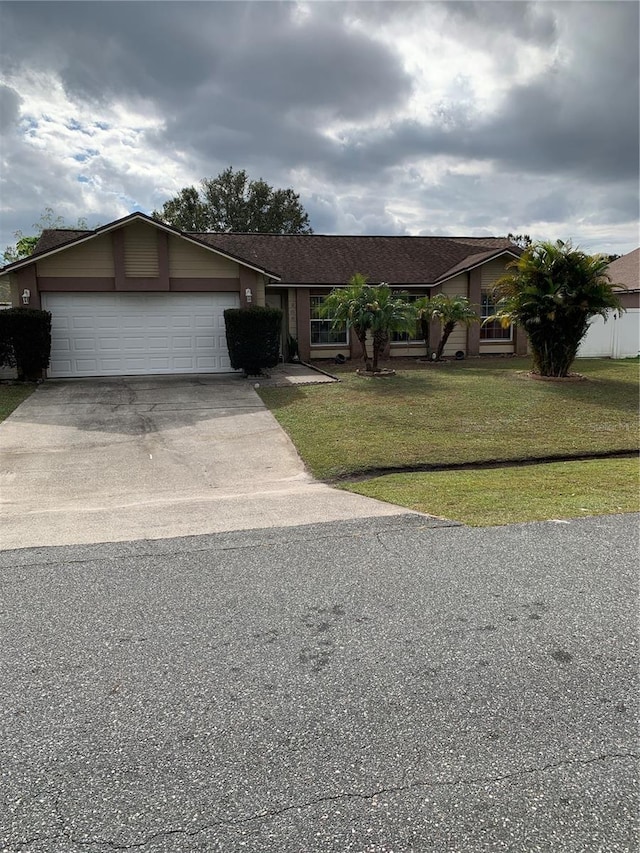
1,513,638,852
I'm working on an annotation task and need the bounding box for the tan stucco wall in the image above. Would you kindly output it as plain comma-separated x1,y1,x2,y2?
36,235,115,277
480,257,512,288
440,273,469,355
168,236,239,278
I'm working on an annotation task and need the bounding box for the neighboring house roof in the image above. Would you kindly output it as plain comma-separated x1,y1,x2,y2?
0,210,520,285
607,248,640,291
194,233,519,285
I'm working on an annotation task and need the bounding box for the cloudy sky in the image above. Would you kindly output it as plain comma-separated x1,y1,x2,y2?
0,1,638,257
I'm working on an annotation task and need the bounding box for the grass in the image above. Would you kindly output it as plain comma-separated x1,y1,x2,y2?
259,357,639,525
0,383,35,422
343,457,639,526
259,357,639,479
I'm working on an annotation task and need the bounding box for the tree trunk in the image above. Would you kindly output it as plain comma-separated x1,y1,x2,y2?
435,322,455,360
420,316,431,358
372,330,388,372
357,328,372,371
528,315,589,376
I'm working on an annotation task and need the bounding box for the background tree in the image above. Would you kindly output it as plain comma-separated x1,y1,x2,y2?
428,294,479,360
153,167,313,233
491,240,623,377
2,207,88,266
507,233,533,249
1,208,88,300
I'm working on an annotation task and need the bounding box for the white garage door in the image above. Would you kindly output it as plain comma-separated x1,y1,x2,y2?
42,292,240,377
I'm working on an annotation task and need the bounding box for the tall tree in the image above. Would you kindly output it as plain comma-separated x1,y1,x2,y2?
152,167,313,234
491,240,624,377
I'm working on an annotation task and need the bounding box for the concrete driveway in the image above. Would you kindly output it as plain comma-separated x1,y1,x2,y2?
0,375,415,550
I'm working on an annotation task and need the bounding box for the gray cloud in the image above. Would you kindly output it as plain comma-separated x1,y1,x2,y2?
0,1,637,255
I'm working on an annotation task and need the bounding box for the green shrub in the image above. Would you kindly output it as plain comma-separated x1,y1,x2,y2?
0,308,52,380
224,305,283,375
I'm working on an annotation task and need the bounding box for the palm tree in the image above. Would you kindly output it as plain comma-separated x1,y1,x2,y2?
320,273,374,370
320,275,416,372
429,294,479,360
491,240,624,377
414,295,436,359
367,285,416,371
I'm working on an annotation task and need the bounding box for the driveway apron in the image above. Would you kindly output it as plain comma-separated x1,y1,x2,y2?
0,376,414,549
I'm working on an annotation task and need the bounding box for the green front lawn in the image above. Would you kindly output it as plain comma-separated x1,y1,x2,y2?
344,458,639,526
259,358,639,480
0,383,35,422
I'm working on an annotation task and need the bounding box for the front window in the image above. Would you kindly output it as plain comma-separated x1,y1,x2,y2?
310,295,348,345
392,293,423,343
480,289,512,340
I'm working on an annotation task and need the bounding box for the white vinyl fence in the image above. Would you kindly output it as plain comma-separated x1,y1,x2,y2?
577,309,640,359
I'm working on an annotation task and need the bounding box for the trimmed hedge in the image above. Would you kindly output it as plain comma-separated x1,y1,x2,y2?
224,306,283,376
0,308,52,380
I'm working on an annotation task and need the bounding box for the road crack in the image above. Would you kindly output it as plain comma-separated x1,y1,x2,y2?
13,752,637,850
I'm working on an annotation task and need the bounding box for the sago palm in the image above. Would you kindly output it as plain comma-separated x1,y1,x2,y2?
491,240,623,377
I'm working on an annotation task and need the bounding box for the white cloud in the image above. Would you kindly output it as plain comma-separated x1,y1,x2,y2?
0,0,637,257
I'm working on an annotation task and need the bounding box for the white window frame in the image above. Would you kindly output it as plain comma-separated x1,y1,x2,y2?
480,289,512,341
310,294,349,346
391,292,424,344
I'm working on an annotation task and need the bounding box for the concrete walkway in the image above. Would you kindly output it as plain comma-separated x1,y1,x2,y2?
0,373,416,550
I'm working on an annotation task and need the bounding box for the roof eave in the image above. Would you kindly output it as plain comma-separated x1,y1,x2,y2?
0,211,281,281
434,248,521,285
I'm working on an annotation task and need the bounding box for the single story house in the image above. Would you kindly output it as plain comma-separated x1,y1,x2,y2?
0,211,528,378
577,248,640,359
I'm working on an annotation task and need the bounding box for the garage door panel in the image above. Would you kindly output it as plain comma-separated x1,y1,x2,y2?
42,293,240,377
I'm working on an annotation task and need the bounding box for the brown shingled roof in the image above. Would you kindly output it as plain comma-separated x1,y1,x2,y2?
193,233,517,285
33,228,93,255
2,210,519,285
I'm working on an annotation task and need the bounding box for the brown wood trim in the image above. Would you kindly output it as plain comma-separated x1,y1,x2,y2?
468,269,481,356
17,267,39,309
157,231,170,290
38,277,115,291
169,278,240,292
296,288,311,361
119,278,170,291
239,267,255,307
112,229,125,289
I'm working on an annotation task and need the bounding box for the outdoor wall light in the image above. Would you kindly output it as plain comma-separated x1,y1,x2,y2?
21,289,31,305
245,288,252,304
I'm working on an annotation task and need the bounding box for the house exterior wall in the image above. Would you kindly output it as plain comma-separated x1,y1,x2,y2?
19,224,245,308
477,256,526,355
440,273,470,356
168,235,239,278
36,235,115,277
